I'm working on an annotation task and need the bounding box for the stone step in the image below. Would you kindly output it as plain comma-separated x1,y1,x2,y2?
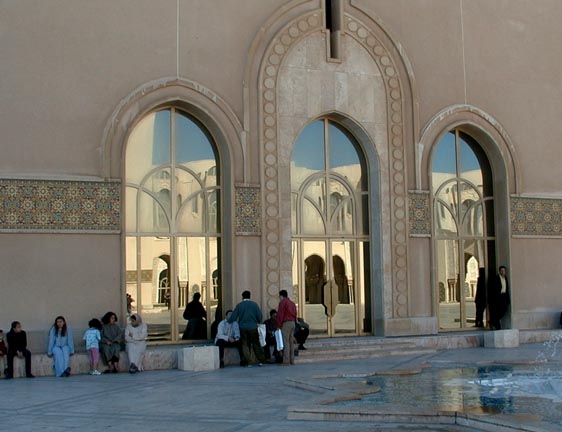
295,347,438,364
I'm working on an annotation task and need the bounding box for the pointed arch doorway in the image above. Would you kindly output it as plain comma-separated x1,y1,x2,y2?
291,118,372,337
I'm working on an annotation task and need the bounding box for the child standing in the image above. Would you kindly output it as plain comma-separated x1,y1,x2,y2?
83,319,102,375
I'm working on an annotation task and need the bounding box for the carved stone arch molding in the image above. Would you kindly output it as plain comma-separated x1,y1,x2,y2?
101,77,244,182
419,104,521,195
254,2,416,319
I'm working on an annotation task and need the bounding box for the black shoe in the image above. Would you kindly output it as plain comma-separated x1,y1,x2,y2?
219,361,225,369
62,367,71,377
298,345,306,350
26,374,35,378
5,375,13,380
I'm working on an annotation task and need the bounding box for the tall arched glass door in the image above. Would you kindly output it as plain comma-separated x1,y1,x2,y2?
125,108,221,341
291,119,370,337
432,130,494,330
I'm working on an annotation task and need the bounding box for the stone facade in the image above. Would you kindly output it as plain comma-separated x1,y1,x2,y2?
1,0,562,349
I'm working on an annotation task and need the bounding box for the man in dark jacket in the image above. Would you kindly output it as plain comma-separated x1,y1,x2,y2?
6,321,34,379
489,266,510,330
228,290,265,366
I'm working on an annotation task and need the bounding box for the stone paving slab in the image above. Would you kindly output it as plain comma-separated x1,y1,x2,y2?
0,343,558,432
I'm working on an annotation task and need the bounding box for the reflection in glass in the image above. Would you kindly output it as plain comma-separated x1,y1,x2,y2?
303,241,328,336
434,201,457,237
126,110,171,185
436,180,458,218
138,190,169,233
177,237,210,339
139,237,172,341
176,112,216,170
125,187,138,232
291,119,369,337
126,237,138,315
431,132,456,193
292,121,325,191
436,239,460,329
432,129,494,330
463,203,484,236
329,123,364,192
459,136,483,191
332,241,355,335
126,108,221,342
302,198,325,235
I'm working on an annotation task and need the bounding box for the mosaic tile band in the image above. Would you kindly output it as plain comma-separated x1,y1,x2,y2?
1,181,559,237
408,192,562,237
511,196,562,236
408,191,431,236
235,185,261,235
0,179,120,232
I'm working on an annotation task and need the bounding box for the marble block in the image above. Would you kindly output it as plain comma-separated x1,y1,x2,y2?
484,329,520,348
177,346,219,371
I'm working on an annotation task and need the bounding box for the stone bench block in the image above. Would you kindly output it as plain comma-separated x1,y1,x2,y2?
177,345,219,371
484,329,520,348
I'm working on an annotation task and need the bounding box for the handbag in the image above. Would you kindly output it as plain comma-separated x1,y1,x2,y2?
275,328,284,351
257,324,266,347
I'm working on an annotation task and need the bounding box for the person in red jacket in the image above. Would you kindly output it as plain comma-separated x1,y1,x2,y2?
276,290,297,365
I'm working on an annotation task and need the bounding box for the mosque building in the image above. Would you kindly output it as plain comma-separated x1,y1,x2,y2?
1,0,561,350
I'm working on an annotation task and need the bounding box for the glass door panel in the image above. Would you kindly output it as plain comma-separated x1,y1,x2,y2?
436,239,460,329
177,237,209,340
464,240,484,327
139,237,172,341
331,241,356,335
303,241,328,337
125,236,138,317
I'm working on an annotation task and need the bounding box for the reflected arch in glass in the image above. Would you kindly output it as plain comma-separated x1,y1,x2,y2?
431,128,494,330
125,107,221,342
291,118,370,338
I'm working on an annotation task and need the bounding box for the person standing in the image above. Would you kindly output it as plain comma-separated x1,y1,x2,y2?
83,318,103,375
276,290,297,366
214,310,244,368
47,316,75,377
182,292,207,340
228,290,265,366
5,321,34,379
489,266,510,330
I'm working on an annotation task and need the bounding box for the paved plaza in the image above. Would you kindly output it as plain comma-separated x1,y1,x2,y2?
1,342,560,432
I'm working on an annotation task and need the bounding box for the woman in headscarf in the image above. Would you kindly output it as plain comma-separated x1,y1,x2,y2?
47,316,75,377
182,292,207,340
125,313,147,374
100,311,123,373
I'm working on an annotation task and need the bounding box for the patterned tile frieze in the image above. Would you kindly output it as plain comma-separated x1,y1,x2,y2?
126,270,153,283
408,191,430,236
511,196,562,236
0,179,120,232
235,185,261,235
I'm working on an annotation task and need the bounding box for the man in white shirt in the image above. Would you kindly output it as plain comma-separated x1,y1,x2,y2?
215,310,244,368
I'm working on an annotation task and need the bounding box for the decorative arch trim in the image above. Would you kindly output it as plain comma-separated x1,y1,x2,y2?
252,3,415,319
101,77,244,182
418,104,521,195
